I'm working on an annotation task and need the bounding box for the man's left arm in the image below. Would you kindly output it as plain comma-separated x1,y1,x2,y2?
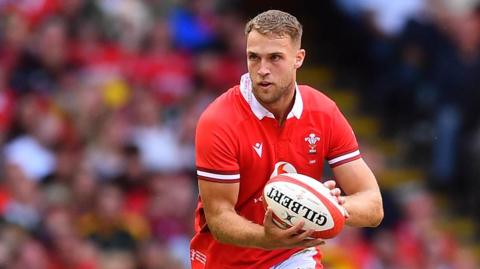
332,158,383,227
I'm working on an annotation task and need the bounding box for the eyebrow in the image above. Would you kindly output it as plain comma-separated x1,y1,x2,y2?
247,51,284,56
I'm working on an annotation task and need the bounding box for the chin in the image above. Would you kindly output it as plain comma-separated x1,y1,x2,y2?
257,94,277,105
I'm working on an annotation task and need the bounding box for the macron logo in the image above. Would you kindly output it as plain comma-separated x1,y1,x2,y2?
253,142,263,157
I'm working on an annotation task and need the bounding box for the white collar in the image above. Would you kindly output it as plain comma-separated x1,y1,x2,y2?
239,73,303,120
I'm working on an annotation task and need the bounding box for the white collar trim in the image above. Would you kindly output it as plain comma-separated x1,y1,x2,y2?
239,73,303,120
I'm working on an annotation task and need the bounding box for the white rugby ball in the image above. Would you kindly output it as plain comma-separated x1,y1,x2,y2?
263,173,346,239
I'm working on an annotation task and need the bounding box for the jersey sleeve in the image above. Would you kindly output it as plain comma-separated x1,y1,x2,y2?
195,112,240,183
326,105,361,167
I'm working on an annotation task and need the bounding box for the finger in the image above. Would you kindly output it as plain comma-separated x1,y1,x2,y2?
284,220,305,236
342,207,350,219
330,188,341,197
293,229,314,241
292,238,325,248
323,180,336,190
337,196,346,205
263,208,274,227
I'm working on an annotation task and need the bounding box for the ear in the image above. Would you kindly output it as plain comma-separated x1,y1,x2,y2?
294,49,306,69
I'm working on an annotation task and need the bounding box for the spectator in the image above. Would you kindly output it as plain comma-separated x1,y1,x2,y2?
78,183,149,251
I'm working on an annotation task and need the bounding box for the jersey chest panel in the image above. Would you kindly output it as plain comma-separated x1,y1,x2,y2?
236,114,328,208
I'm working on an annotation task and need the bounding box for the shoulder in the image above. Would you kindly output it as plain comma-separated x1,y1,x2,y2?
197,86,246,133
298,85,338,114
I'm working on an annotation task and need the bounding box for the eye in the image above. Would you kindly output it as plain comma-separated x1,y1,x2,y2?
270,54,281,61
248,54,259,61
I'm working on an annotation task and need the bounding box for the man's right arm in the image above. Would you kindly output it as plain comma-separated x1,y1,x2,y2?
198,179,324,250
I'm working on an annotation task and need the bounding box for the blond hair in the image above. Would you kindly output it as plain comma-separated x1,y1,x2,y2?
245,10,303,46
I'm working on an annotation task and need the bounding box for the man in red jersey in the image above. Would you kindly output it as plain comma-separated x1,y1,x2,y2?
191,10,383,269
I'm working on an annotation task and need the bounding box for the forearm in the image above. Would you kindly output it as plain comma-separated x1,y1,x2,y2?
343,190,383,227
206,208,266,249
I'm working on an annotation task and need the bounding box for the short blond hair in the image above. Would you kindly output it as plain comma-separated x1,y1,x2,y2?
245,10,303,46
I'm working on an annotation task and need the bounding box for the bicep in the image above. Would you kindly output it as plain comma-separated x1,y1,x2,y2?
199,180,240,218
332,158,379,195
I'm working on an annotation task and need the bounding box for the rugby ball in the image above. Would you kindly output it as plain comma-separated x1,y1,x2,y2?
263,173,346,239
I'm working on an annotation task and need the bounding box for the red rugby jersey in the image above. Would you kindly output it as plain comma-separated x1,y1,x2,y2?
191,75,361,269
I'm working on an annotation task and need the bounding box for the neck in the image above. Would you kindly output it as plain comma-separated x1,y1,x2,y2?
260,84,296,125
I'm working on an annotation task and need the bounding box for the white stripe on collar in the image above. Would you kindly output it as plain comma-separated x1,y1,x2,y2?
239,73,303,120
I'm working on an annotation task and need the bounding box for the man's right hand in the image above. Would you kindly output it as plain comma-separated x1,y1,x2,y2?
259,208,325,250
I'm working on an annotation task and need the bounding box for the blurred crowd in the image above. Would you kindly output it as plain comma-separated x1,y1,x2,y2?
0,0,478,268
330,0,480,225
0,0,245,268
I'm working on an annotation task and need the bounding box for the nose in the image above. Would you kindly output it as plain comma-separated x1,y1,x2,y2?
257,60,270,77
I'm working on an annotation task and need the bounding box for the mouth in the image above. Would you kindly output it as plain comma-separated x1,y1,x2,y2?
258,81,273,89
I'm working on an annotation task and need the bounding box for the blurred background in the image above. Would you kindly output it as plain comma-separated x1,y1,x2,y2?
0,0,479,268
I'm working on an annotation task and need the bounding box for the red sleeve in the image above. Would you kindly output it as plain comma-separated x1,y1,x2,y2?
326,105,361,167
195,112,240,183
